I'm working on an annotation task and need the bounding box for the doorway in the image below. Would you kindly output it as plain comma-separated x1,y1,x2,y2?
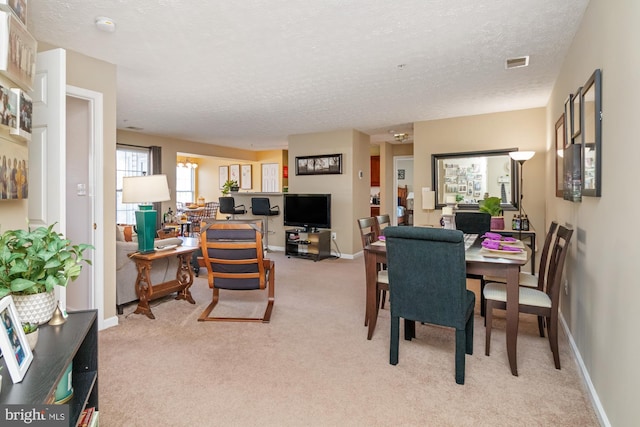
393,156,413,225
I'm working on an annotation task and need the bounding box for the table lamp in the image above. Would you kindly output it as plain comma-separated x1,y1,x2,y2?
508,151,535,239
122,174,171,254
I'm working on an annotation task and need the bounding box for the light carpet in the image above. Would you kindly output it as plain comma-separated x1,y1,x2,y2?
98,251,599,427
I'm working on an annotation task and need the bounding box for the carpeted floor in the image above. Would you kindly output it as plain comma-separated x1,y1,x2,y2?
98,251,599,426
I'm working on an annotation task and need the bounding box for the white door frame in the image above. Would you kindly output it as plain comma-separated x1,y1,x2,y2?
66,85,105,329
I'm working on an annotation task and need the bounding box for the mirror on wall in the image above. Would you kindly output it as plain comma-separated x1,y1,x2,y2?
432,149,519,209
581,69,602,197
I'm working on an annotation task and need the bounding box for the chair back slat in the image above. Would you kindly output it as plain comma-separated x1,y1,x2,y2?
535,221,559,290
545,225,573,307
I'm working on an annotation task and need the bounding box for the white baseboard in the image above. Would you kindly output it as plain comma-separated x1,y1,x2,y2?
560,313,610,427
100,315,119,331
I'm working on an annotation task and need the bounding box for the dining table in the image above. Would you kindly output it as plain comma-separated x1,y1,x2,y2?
364,233,530,376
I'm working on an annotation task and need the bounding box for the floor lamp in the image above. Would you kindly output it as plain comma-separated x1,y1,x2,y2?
508,151,535,239
122,174,171,254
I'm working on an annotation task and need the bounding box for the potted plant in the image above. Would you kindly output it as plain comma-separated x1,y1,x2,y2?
22,322,39,351
0,223,93,324
479,196,505,230
221,179,239,195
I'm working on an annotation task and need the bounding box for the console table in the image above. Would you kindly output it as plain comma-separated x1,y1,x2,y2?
130,245,198,319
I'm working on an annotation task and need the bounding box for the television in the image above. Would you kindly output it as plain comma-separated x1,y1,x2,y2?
283,193,331,231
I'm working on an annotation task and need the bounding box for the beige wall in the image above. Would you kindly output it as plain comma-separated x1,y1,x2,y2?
546,0,640,425
413,109,546,239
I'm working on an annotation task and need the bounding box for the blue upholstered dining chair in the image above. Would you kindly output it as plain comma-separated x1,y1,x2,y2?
384,226,475,384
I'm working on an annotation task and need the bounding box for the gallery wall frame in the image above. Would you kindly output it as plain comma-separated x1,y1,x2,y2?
9,87,31,141
0,0,27,27
218,166,228,189
581,68,602,197
0,295,34,383
563,94,573,148
555,114,565,198
572,87,582,139
0,136,28,200
563,144,581,202
240,164,252,189
295,153,342,176
229,164,240,183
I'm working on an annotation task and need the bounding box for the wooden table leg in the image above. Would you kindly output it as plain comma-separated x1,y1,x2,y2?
505,265,520,376
365,251,378,340
133,259,156,319
175,253,196,304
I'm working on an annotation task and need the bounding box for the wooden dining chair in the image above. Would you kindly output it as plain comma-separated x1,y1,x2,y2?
483,221,559,335
357,217,388,324
455,211,491,315
484,225,573,369
375,214,391,233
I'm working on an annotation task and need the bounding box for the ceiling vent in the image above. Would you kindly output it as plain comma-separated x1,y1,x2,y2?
505,56,529,69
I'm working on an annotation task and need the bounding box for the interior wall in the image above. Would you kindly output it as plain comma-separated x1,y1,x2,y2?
288,129,365,256
413,108,546,237
546,0,639,425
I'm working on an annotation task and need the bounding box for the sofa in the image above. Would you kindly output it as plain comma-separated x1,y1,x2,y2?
115,234,184,314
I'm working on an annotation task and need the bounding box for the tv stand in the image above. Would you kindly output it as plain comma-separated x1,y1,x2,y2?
285,229,331,261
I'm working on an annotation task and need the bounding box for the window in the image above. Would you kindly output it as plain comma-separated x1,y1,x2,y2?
116,146,150,224
176,166,195,204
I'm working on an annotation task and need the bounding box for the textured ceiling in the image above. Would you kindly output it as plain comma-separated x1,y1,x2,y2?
28,1,589,150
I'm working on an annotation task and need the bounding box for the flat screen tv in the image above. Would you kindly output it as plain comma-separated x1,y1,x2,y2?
283,193,331,231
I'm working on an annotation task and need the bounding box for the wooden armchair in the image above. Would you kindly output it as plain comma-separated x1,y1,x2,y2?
198,221,274,322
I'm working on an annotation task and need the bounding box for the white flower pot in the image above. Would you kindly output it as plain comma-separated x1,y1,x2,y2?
12,291,57,325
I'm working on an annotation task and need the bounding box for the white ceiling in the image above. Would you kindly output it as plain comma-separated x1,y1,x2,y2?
28,1,589,150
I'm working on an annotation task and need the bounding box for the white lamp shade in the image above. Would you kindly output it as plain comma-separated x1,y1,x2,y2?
421,188,435,210
509,151,535,162
122,174,171,204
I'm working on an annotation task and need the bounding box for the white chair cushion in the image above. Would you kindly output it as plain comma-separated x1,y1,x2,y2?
377,270,389,284
484,272,539,288
483,282,552,308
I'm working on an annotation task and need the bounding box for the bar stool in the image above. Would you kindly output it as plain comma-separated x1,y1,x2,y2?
251,197,279,250
218,197,246,219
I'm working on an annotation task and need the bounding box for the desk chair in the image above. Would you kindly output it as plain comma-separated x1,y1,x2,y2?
455,211,491,316
484,225,573,370
251,197,279,251
218,196,246,219
385,226,475,384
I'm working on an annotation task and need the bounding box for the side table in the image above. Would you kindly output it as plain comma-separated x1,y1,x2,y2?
130,245,198,319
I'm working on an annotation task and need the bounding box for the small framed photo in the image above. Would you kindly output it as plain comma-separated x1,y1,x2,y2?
218,166,228,189
229,164,240,183
0,82,18,130
0,11,37,91
9,87,31,141
0,295,34,383
0,1,27,27
564,94,573,147
240,164,252,189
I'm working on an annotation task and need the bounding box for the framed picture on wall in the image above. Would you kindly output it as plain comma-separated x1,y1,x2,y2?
555,114,565,198
563,94,573,148
218,166,228,189
572,87,582,139
0,11,37,91
229,164,240,184
1,136,28,199
0,1,28,27
0,82,18,130
0,295,34,383
295,154,342,175
9,87,31,141
240,164,252,189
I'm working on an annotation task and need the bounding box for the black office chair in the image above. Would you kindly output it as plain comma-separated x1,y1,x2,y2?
218,197,246,219
251,197,279,250
455,211,491,316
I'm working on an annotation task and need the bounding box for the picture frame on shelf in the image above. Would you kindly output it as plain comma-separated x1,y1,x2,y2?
0,135,29,199
0,295,34,383
555,114,565,198
9,87,31,141
218,166,228,189
0,82,18,130
0,11,37,91
240,164,252,190
295,153,342,176
0,0,27,27
229,164,240,184
572,87,582,139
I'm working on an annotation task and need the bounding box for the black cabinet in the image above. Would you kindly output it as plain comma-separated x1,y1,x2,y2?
0,310,98,426
285,229,331,261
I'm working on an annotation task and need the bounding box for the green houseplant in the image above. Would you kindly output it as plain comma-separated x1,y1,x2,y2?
478,196,505,230
0,223,93,324
221,179,239,195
